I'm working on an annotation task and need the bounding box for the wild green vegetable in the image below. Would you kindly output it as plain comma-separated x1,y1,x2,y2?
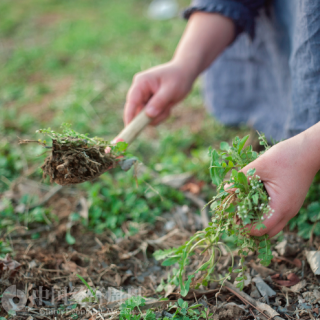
290,171,320,239
36,123,128,153
155,134,273,293
120,296,156,320
20,124,129,186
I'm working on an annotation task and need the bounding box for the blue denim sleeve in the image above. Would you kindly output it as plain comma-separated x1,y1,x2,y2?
183,0,266,38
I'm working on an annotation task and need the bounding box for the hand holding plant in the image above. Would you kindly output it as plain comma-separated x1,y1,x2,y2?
239,127,320,238
155,134,274,293
155,123,320,295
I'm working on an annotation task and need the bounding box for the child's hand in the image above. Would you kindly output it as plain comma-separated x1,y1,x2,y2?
239,132,319,238
124,61,195,126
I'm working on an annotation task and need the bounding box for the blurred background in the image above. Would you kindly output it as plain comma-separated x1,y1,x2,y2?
0,0,315,251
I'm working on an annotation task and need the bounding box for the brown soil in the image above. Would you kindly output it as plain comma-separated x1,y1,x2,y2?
42,139,116,185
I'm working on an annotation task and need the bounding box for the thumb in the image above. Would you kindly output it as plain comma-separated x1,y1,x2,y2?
224,159,260,193
105,137,124,154
241,155,268,181
145,86,171,118
224,157,265,193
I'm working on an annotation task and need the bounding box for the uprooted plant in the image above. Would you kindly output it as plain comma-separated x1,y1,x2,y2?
19,124,129,186
155,134,274,294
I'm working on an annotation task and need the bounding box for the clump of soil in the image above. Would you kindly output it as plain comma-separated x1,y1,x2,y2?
41,138,117,185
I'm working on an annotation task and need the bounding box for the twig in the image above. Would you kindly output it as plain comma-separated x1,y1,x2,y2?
18,138,50,148
38,268,70,273
9,225,53,239
0,175,12,186
146,229,180,246
250,308,258,320
224,281,284,320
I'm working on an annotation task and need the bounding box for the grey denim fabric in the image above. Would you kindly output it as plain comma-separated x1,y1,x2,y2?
183,0,266,37
185,0,320,141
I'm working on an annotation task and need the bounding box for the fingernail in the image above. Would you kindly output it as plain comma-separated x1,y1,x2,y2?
146,106,158,118
112,138,124,144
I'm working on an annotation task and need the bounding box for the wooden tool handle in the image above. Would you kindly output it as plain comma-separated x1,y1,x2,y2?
117,110,151,145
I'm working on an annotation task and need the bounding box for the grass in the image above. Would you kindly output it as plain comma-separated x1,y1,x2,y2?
0,0,319,243
1,0,189,137
0,0,247,236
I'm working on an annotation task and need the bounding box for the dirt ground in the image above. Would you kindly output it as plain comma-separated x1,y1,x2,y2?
1,182,320,320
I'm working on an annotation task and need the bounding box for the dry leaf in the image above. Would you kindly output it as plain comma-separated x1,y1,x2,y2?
180,181,204,194
305,251,320,275
271,273,300,287
249,261,276,278
0,254,21,276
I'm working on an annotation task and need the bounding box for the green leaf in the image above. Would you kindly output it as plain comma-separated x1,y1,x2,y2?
238,135,249,152
252,193,259,205
195,261,210,273
255,223,266,231
233,269,242,273
225,204,235,213
121,296,146,311
156,283,164,292
228,160,234,168
238,172,249,193
210,201,220,211
298,222,313,239
236,281,244,291
66,231,76,245
247,168,256,176
314,222,320,236
181,275,194,297
145,309,156,320
220,141,230,151
162,257,180,266
231,169,239,181
115,141,128,152
76,274,96,299
210,150,225,186
154,248,176,260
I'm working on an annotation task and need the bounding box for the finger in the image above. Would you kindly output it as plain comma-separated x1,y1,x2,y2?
105,138,125,154
224,157,265,194
124,101,143,126
145,86,172,119
150,104,174,126
224,183,236,193
268,219,287,238
124,81,152,125
248,209,282,237
132,105,144,123
112,137,125,144
150,110,171,126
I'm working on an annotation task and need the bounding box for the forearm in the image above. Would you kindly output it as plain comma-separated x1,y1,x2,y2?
299,121,320,174
172,12,235,81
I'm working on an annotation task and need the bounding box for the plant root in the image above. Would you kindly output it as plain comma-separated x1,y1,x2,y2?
39,139,117,185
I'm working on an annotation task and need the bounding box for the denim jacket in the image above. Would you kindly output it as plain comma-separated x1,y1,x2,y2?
184,0,320,141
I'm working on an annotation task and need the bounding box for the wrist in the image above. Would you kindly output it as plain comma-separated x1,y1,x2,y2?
169,57,200,83
299,123,320,174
